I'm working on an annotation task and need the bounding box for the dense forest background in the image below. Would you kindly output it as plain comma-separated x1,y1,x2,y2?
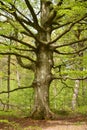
0,0,87,119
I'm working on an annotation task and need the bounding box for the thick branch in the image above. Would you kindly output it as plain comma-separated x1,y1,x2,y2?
12,11,38,38
0,1,41,41
11,12,44,44
14,47,34,52
11,4,42,31
0,34,36,49
53,38,87,49
0,4,41,41
24,0,38,25
45,9,57,26
0,86,32,95
0,33,46,49
66,76,87,81
0,39,34,52
16,56,35,70
53,75,87,81
0,52,35,62
54,45,87,55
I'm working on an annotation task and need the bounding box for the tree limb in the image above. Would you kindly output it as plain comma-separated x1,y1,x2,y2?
16,56,35,70
49,15,87,45
11,12,45,44
14,47,34,52
53,38,87,49
12,11,38,38
0,52,35,62
0,34,36,49
10,3,35,27
24,0,39,26
0,1,42,42
54,45,87,55
52,22,71,30
0,86,33,95
65,76,87,81
53,75,87,81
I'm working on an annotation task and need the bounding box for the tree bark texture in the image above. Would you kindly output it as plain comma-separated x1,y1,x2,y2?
72,80,79,110
7,55,11,110
72,28,84,110
31,0,54,119
32,46,53,119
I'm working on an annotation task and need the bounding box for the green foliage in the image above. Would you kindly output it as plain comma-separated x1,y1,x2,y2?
24,126,42,130
0,119,22,130
0,119,42,130
52,109,71,117
0,119,9,123
54,0,87,24
76,105,87,115
2,0,12,3
0,111,18,117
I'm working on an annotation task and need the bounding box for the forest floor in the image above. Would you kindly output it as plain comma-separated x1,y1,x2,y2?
0,114,87,130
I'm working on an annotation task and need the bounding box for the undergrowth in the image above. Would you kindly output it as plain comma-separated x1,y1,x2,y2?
0,119,42,130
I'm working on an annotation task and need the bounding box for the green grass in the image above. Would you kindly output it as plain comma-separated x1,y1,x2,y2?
0,110,21,117
75,105,87,115
0,119,42,130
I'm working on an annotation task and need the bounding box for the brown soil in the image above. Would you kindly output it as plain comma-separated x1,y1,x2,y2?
0,115,87,130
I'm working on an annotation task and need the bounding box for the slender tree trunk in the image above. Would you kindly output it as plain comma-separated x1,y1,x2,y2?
0,77,2,88
16,70,21,87
72,56,83,110
72,27,84,110
53,81,57,109
7,55,11,110
72,80,79,110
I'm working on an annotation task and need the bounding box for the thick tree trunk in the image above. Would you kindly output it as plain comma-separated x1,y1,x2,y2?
31,46,54,119
30,0,55,119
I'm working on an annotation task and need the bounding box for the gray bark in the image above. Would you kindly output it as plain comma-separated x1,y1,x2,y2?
7,55,11,110
72,80,79,110
31,45,54,119
16,70,21,87
31,0,55,119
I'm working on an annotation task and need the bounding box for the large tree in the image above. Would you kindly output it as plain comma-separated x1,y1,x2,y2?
0,0,87,119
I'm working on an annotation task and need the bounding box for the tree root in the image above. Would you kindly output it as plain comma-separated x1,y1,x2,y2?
30,108,56,120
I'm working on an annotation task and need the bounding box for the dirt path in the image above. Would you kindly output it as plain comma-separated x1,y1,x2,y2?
41,120,87,130
0,115,87,130
43,125,87,130
21,115,87,130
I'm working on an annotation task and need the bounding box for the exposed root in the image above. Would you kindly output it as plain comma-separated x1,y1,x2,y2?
30,108,56,120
